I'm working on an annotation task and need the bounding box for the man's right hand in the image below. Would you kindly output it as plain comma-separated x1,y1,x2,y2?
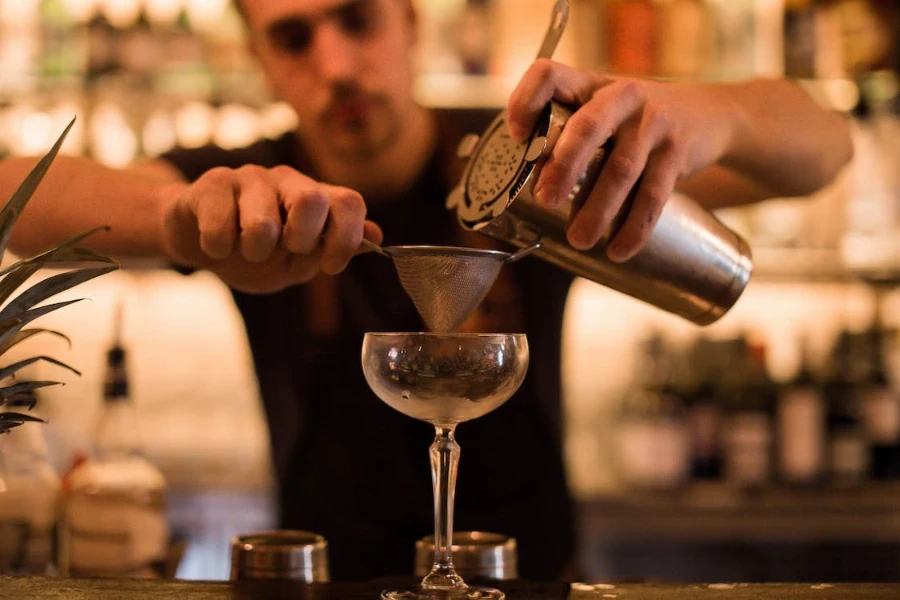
160,164,382,294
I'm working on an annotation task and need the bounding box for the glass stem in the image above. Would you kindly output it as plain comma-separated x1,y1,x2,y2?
422,425,466,591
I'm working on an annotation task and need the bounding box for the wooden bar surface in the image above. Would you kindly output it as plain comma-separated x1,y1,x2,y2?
3,577,900,599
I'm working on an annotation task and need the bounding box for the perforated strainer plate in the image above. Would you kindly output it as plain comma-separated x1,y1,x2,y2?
465,119,529,214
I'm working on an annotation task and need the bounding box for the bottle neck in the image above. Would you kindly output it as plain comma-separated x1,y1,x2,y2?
94,397,141,460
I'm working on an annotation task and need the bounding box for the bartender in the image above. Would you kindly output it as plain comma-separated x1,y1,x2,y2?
0,0,852,581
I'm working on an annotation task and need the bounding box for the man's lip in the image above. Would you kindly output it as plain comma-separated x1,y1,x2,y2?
327,99,373,124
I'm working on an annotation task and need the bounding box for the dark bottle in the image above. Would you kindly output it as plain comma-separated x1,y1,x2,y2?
824,331,869,487
858,327,900,480
684,337,722,480
722,335,776,490
776,335,826,486
615,331,690,490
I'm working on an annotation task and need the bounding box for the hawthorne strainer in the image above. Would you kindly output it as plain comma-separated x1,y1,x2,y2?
362,239,539,333
444,0,753,326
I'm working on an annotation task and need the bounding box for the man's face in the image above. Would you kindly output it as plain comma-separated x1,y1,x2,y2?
241,0,417,162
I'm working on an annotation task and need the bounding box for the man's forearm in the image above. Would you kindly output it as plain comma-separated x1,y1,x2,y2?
715,78,853,199
0,156,184,259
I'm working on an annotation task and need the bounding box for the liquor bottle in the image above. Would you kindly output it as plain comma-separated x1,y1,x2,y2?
0,418,60,575
824,331,869,487
656,0,714,79
858,326,900,480
684,337,723,480
615,332,690,490
59,307,168,578
722,335,776,490
776,335,826,485
605,0,658,76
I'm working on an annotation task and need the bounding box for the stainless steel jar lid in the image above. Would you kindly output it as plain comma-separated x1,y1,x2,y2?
230,530,329,582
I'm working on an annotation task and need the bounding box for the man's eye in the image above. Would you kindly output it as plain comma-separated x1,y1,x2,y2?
269,22,313,54
338,4,376,37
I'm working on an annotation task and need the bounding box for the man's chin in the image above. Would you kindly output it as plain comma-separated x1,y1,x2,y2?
325,132,394,162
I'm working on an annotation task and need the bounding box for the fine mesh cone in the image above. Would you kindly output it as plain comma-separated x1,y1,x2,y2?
389,247,506,333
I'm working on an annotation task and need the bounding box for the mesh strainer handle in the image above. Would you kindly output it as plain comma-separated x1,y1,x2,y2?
360,237,390,257
536,0,569,61
504,241,542,263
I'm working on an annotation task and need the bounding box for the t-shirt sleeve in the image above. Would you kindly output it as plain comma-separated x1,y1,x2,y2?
159,134,295,183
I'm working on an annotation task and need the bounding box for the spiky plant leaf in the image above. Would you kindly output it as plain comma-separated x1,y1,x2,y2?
0,225,112,278
0,356,80,383
4,389,37,409
0,265,117,322
0,329,71,357
0,118,75,265
0,301,82,351
0,413,45,434
0,381,63,400
0,228,115,306
0,118,118,434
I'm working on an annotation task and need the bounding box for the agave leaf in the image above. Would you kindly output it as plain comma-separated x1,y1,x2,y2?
0,414,46,434
0,264,43,310
0,225,115,279
0,381,62,400
4,389,37,409
0,243,117,309
0,300,83,350
0,412,46,434
0,318,23,341
0,265,117,322
0,118,75,265
0,328,72,356
0,355,81,383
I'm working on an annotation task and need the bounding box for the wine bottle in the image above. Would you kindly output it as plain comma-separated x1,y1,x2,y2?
776,334,826,486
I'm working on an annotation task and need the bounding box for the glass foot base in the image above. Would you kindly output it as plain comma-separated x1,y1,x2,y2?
381,586,505,600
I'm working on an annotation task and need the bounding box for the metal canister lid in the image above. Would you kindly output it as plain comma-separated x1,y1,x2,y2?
230,530,329,582
415,531,518,580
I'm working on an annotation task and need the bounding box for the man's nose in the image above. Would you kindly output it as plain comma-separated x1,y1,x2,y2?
310,23,360,83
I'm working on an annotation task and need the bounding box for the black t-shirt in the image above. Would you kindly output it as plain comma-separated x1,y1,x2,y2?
161,109,575,581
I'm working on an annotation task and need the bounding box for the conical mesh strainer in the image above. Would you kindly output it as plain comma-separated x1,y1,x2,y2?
362,240,539,332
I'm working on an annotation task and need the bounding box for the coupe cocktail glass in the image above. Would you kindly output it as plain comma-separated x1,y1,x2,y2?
361,333,529,600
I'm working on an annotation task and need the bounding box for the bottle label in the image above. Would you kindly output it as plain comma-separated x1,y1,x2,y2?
830,431,869,480
777,387,825,482
723,412,772,486
616,421,690,489
860,388,900,444
688,404,720,459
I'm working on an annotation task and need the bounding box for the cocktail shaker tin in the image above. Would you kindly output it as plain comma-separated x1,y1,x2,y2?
446,100,753,325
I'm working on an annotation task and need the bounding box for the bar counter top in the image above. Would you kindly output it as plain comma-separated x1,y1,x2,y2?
3,577,900,599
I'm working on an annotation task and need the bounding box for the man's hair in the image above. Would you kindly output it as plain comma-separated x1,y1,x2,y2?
232,0,247,23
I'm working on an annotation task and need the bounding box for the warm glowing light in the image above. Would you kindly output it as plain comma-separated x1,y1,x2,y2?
90,102,138,168
145,0,184,26
0,0,40,25
184,0,228,32
60,0,100,23
101,0,141,28
142,109,177,157
18,111,54,155
258,102,298,140
174,101,216,149
213,103,260,150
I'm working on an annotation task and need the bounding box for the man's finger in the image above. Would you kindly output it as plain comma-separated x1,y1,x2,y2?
234,166,282,263
320,185,367,274
191,168,239,260
534,79,646,208
606,145,678,263
506,59,604,142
